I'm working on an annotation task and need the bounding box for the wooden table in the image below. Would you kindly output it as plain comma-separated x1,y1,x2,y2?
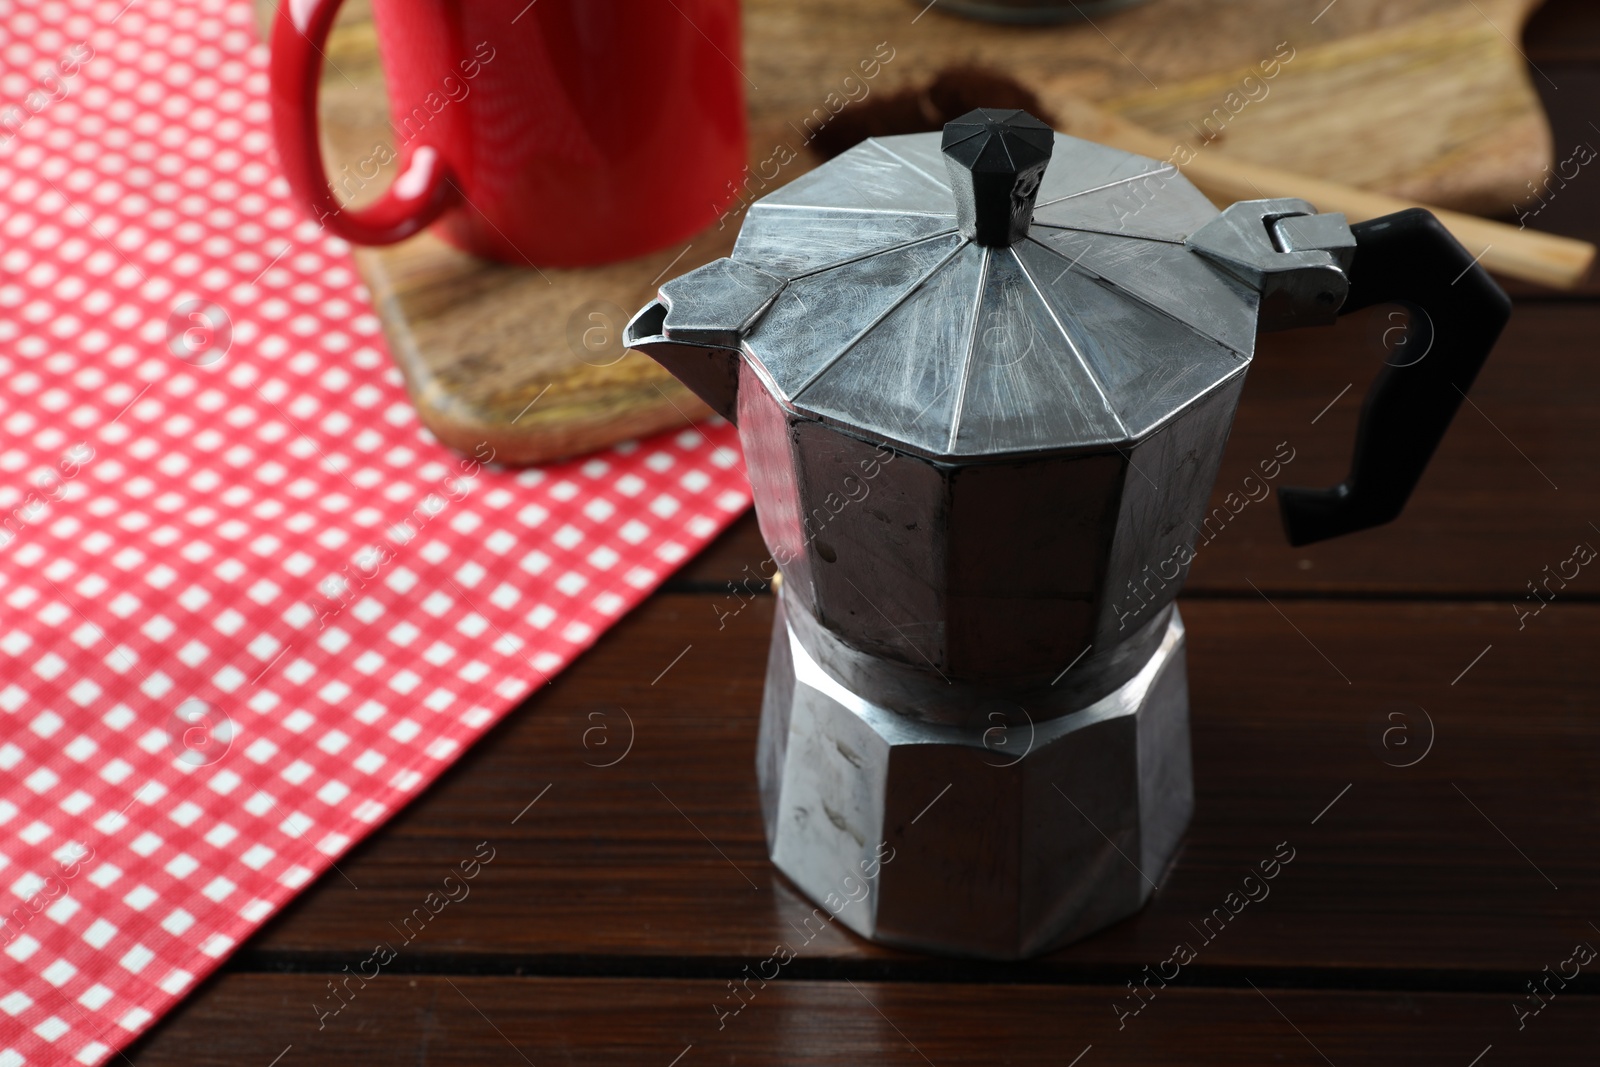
131,3,1600,1062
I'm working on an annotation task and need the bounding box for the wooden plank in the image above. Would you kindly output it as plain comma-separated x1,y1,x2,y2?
236,593,1600,975
1184,301,1600,595
128,975,1600,1064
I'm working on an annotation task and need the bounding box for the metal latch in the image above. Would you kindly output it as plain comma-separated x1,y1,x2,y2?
1186,198,1355,332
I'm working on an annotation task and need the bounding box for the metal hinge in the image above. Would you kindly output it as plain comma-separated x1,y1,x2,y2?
1186,199,1356,332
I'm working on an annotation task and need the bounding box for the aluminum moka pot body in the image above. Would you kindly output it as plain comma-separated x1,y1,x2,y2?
731,357,1238,689
626,110,1509,958
627,112,1311,693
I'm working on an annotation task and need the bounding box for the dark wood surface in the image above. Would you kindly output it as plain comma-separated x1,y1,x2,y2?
130,3,1600,1063
129,978,1600,1065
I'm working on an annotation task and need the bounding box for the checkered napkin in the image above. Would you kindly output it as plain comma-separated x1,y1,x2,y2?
0,0,749,1061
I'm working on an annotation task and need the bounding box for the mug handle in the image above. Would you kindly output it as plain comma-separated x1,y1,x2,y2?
269,0,457,244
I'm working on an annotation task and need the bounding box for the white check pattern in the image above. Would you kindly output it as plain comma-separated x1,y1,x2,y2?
0,0,750,1061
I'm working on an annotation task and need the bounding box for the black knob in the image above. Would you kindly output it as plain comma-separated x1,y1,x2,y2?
941,108,1054,248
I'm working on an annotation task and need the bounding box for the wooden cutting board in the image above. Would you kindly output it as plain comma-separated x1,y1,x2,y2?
260,0,1551,465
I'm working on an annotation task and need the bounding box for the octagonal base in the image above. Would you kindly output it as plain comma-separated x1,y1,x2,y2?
758,590,1193,960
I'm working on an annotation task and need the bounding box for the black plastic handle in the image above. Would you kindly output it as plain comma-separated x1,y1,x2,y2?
1278,209,1513,547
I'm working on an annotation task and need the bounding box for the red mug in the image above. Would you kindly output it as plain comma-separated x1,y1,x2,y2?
269,0,748,267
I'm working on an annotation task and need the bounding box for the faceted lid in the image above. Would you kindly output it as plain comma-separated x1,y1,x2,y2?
717,111,1262,459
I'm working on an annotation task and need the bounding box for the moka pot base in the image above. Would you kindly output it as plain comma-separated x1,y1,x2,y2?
757,588,1193,960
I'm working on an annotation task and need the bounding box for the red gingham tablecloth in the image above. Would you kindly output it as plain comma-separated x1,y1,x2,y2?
0,0,750,1060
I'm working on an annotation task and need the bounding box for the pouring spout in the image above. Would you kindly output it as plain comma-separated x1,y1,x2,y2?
625,257,788,427
625,300,743,424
